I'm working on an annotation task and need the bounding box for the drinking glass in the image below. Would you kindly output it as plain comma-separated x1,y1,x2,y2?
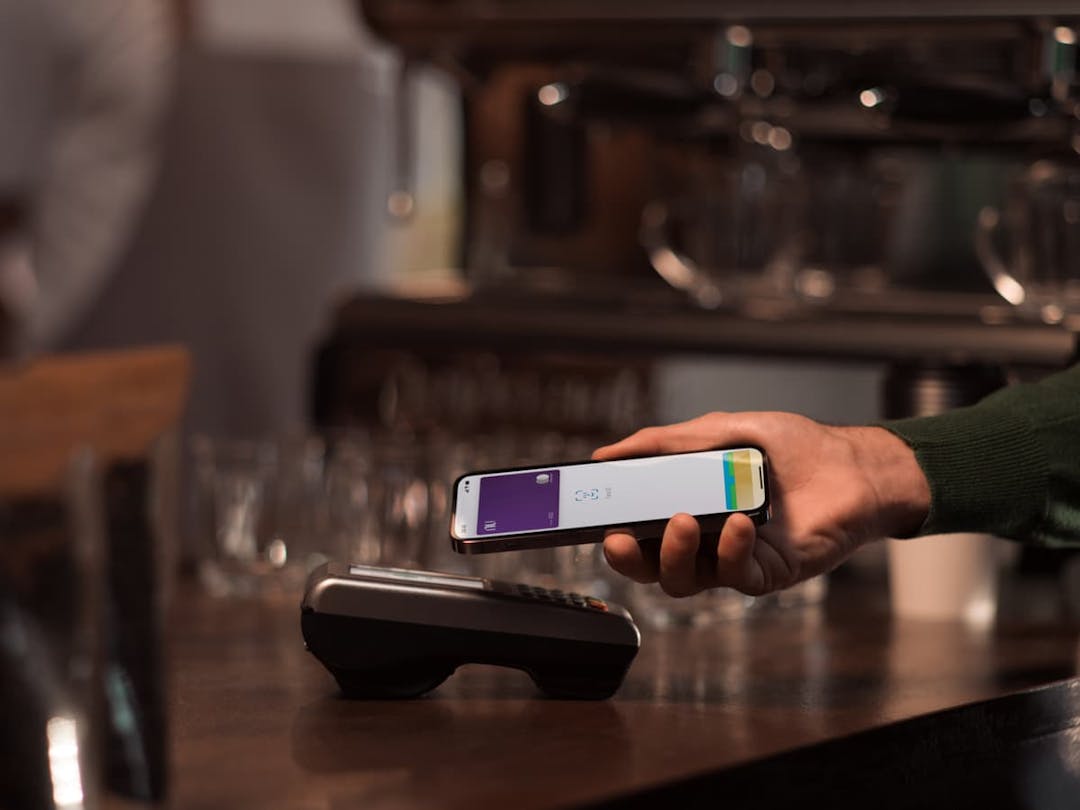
191,436,277,597
630,582,753,629
975,159,1080,324
791,151,905,303
423,434,475,576
553,542,623,603
269,434,331,591
747,575,829,615
364,438,431,569
640,149,801,309
0,450,104,810
325,432,379,568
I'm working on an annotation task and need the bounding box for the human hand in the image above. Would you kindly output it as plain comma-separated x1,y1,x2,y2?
594,412,930,597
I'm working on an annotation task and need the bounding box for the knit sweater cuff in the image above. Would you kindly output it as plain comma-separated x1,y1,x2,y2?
880,404,1047,540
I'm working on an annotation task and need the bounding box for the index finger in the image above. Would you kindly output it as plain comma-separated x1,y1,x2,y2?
593,413,752,461
592,424,696,461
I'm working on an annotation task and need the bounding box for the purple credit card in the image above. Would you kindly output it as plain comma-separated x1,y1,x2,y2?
476,470,560,534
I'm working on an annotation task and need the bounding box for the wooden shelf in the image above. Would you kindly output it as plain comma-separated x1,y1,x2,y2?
327,290,1077,369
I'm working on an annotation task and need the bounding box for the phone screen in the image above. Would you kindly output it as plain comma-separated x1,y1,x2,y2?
451,448,766,541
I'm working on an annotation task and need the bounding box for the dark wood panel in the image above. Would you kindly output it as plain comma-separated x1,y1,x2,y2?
361,1,1080,59
366,0,1080,25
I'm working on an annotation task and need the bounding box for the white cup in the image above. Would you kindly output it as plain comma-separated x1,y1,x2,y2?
887,533,998,624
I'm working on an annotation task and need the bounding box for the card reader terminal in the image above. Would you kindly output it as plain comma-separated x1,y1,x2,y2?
301,562,641,699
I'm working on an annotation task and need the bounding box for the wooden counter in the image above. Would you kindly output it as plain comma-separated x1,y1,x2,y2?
167,576,1080,809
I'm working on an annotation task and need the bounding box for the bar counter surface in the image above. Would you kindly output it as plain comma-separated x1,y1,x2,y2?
167,573,1080,809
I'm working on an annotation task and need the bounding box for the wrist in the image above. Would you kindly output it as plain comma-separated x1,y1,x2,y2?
846,426,930,538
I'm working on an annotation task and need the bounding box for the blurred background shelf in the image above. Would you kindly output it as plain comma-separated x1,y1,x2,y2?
323,287,1078,367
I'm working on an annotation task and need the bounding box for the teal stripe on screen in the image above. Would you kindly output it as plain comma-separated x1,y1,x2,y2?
723,453,736,509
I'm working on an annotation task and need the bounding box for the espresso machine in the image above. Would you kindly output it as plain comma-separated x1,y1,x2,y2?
360,0,1080,302
314,2,1078,436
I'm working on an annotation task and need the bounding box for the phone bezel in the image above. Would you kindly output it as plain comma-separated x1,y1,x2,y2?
449,447,770,554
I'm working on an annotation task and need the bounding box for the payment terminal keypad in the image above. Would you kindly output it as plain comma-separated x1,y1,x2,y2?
513,584,608,611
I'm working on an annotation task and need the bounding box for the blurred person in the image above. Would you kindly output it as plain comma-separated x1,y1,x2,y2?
0,0,175,358
0,0,460,436
58,0,461,438
598,363,1080,597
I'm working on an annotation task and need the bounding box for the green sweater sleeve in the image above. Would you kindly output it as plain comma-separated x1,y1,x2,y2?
881,363,1080,547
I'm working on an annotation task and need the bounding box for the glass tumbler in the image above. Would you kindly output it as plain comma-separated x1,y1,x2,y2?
191,436,277,597
0,450,104,810
363,438,431,569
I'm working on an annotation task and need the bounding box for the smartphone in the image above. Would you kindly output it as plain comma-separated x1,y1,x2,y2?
450,447,769,554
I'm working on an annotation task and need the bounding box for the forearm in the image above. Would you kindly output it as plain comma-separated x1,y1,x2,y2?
881,364,1080,546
